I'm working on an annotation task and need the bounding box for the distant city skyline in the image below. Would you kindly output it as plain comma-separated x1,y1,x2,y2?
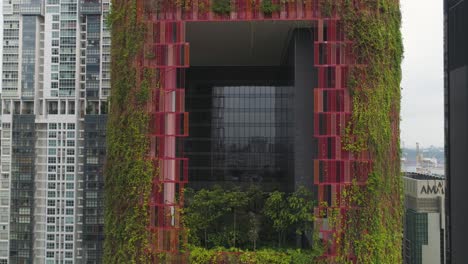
401,0,444,148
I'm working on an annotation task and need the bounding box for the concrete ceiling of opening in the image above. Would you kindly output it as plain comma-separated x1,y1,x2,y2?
186,21,313,67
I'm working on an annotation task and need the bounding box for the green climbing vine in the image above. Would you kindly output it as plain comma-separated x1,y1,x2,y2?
322,0,404,263
212,0,232,15
104,0,155,263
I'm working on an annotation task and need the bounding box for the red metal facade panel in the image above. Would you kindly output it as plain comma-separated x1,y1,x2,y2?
135,0,371,261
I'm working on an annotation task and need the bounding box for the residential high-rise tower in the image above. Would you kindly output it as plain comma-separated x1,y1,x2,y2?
1,0,109,263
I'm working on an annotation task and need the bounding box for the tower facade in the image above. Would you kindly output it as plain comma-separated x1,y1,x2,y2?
106,0,403,263
445,0,468,262
1,0,109,263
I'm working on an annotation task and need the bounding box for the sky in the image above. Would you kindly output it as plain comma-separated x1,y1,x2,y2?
0,1,444,148
400,0,444,148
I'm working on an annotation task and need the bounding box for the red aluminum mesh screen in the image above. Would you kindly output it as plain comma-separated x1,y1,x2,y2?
134,0,371,261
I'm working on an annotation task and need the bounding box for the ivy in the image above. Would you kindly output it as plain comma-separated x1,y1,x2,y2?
212,0,232,15
322,0,404,263
261,0,280,15
104,0,155,263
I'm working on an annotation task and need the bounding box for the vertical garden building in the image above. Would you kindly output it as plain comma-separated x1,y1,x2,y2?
106,0,403,263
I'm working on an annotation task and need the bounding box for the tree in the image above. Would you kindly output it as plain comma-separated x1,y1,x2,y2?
224,188,249,248
287,187,315,247
183,187,230,247
247,211,261,250
263,191,290,247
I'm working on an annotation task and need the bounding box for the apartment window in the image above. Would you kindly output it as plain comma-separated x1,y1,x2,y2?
49,123,57,130
18,216,30,223
48,148,56,155
65,234,73,241
19,208,30,215
66,191,74,198
47,217,55,224
47,200,55,206
65,252,73,258
46,252,54,258
66,200,74,206
46,242,55,249
66,226,73,232
2,148,10,155
66,174,74,181
66,166,74,172
47,183,56,189
67,123,75,130
47,208,55,215
48,157,56,164
66,183,74,189
67,131,75,138
48,101,58,114
65,243,73,250
68,101,75,115
48,174,56,181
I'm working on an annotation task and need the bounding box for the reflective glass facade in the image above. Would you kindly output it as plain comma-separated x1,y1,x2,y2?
186,82,294,190
186,66,294,191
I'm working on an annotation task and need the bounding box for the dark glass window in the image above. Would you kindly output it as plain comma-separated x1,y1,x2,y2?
186,67,294,190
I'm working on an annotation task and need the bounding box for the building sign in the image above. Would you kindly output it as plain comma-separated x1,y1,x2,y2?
420,182,445,195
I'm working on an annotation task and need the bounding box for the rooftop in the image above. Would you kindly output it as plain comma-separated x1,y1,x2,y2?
404,172,445,181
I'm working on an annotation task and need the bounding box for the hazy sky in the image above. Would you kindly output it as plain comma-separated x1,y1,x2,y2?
400,0,444,148
0,1,444,148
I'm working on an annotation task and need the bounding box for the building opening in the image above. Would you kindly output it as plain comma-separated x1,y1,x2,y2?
185,21,316,193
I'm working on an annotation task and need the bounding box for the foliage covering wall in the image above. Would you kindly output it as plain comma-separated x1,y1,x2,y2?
104,0,403,263
324,0,404,263
104,0,154,263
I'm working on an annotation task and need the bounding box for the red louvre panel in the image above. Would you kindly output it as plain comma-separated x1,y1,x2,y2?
146,22,185,44
143,43,190,68
149,89,186,114
150,137,185,159
152,68,186,90
151,180,186,207
149,112,189,137
149,228,181,252
315,113,346,136
316,67,336,88
325,19,337,41
315,136,339,160
159,158,189,184
315,89,346,113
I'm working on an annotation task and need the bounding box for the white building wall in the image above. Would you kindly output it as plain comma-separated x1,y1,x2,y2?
422,212,442,264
